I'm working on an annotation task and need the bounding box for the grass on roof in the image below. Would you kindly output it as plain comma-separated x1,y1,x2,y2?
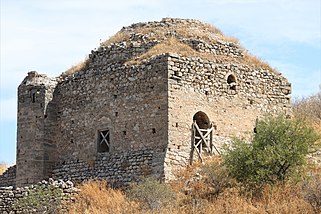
63,21,279,76
100,22,238,47
126,36,279,74
64,58,90,76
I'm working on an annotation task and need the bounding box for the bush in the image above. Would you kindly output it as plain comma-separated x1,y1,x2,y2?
13,185,64,213
223,115,320,192
126,177,176,211
199,158,232,200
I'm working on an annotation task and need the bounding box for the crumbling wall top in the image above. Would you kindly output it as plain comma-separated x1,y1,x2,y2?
20,71,57,88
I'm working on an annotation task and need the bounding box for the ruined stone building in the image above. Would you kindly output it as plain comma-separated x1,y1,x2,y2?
0,18,291,187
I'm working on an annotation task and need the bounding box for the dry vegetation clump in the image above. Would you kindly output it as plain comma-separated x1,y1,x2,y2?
293,91,321,132
68,180,139,214
67,165,318,213
100,21,233,48
126,177,177,211
128,37,198,64
102,31,131,46
127,37,244,66
243,52,280,74
256,183,314,214
79,20,279,75
292,91,321,157
63,57,90,76
0,162,8,175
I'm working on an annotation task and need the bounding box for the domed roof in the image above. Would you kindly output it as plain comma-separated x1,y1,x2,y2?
101,18,238,47
64,18,278,75
99,18,244,62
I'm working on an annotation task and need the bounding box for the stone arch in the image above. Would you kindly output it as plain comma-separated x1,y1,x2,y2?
193,111,211,129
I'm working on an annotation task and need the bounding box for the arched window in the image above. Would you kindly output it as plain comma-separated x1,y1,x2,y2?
193,111,211,129
227,74,236,90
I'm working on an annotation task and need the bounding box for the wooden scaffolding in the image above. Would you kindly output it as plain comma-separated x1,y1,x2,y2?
191,121,220,163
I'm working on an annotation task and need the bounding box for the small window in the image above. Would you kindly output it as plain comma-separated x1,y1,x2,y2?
31,90,40,103
32,93,36,103
227,74,236,90
98,129,110,153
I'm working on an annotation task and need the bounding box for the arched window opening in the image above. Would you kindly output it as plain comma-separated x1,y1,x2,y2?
191,111,219,163
227,74,236,90
193,111,211,129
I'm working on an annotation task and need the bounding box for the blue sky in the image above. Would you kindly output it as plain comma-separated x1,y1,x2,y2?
1,0,320,165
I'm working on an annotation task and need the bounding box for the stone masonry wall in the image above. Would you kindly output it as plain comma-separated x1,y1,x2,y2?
16,72,58,186
0,179,79,213
52,55,169,164
15,18,292,185
164,53,291,176
0,166,16,187
86,18,244,67
52,148,164,186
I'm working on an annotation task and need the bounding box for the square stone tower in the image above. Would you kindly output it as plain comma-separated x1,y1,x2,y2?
13,18,291,187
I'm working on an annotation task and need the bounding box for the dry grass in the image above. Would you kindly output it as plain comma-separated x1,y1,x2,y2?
127,36,279,75
0,162,8,175
127,37,199,64
100,21,233,47
293,91,321,133
71,20,279,75
63,58,90,76
68,180,138,214
293,92,321,155
243,52,280,74
67,157,318,214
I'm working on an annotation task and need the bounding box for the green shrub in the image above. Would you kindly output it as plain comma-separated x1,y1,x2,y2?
13,185,64,213
126,177,176,211
223,115,320,192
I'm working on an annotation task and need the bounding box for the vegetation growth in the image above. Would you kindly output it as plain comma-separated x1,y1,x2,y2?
64,93,320,213
224,115,319,192
62,20,278,76
13,186,64,214
0,162,7,175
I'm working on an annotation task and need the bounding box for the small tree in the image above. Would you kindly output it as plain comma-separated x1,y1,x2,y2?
223,115,319,191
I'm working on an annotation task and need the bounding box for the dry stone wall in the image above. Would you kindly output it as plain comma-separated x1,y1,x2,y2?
0,166,16,187
52,148,163,186
0,179,79,213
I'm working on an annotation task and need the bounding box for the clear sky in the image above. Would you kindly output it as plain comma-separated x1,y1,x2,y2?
1,0,320,165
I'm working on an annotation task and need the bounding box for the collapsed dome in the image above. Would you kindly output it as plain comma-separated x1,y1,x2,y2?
93,18,245,65
65,17,278,77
